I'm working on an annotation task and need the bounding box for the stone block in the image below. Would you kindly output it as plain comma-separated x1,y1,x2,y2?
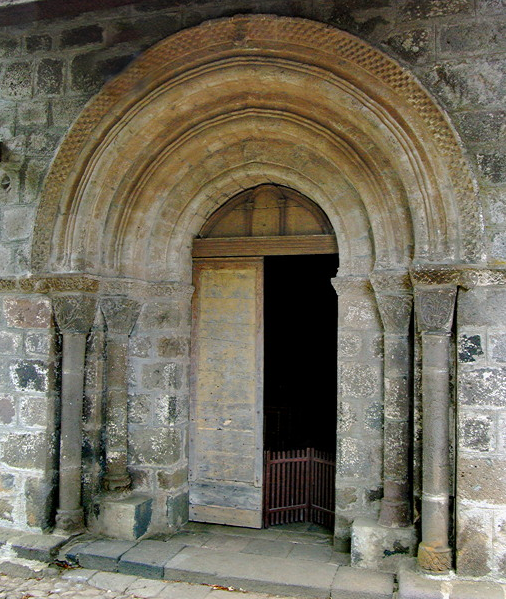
2,206,34,241
24,332,51,356
10,359,48,392
0,498,13,522
459,367,506,407
17,101,48,127
351,518,416,573
364,401,383,432
142,362,183,391
154,394,187,426
36,59,63,95
167,491,189,528
439,22,506,56
0,473,14,492
456,505,493,576
128,393,151,424
11,533,69,562
458,412,494,452
95,495,153,541
130,427,181,466
401,0,473,18
130,335,152,357
71,52,134,94
384,28,432,64
331,565,394,599
458,334,484,363
0,395,15,424
450,581,503,599
337,438,375,479
1,432,49,469
25,34,52,53
459,457,506,504
2,62,32,98
420,59,506,111
454,110,506,146
397,569,444,599
339,363,380,398
88,570,134,592
339,333,362,358
60,25,103,48
335,487,358,510
157,467,188,491
19,396,49,427
25,476,56,529
0,36,18,57
337,402,357,433
477,152,506,184
490,231,506,260
157,336,189,358
110,15,181,45
4,297,52,328
77,539,137,571
138,302,182,331
50,97,87,127
118,539,183,578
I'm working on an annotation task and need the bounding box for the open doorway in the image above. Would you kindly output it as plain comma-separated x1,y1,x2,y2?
264,254,338,453
263,254,338,529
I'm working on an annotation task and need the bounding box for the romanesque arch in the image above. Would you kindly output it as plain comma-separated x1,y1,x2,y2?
30,15,484,574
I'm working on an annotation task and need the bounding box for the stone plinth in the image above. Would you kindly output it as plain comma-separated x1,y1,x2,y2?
351,517,417,573
90,494,153,540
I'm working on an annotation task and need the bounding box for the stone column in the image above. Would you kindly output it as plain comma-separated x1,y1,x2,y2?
53,294,97,533
414,286,457,573
101,297,141,492
371,275,413,528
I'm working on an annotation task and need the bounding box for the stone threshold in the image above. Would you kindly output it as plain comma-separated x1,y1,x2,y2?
0,524,505,599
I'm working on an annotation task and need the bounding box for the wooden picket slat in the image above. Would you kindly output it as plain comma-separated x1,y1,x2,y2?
263,447,335,528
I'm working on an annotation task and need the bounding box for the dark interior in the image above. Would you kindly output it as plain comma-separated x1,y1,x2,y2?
263,254,339,455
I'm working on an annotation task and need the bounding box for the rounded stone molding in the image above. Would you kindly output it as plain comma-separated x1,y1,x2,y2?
31,14,483,281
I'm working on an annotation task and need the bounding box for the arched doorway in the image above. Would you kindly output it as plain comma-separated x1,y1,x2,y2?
190,185,338,528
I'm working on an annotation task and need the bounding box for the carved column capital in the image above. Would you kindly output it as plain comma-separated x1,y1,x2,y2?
53,294,97,334
331,275,373,297
414,287,457,334
374,294,413,335
100,296,141,335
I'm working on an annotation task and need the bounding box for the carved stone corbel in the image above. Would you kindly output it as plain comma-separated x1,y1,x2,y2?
100,297,141,493
414,285,457,573
371,272,413,529
53,294,97,533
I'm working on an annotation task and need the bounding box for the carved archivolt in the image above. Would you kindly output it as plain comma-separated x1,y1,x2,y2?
32,15,484,280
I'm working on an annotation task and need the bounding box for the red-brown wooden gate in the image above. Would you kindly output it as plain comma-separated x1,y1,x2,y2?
263,448,335,528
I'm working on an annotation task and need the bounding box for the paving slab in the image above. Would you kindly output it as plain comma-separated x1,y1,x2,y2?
163,545,339,597
155,580,212,599
287,542,334,562
88,570,135,592
242,538,295,558
125,577,170,598
450,580,504,599
76,539,137,572
331,566,394,599
11,532,70,562
61,568,99,582
397,569,445,599
118,539,185,578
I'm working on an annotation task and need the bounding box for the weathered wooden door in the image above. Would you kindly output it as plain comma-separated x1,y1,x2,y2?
189,258,264,528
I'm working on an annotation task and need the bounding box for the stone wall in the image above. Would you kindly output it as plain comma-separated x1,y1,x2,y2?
457,286,506,577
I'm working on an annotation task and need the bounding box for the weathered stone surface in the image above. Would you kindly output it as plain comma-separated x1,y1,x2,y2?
459,457,506,503
4,297,52,328
439,22,506,56
458,334,484,363
454,110,506,145
384,28,432,64
335,487,358,510
457,507,493,576
2,206,34,241
2,432,48,469
0,331,22,354
25,34,52,53
19,396,48,427
157,336,189,358
2,62,32,98
10,359,48,392
130,427,181,466
167,491,189,528
0,395,15,424
478,152,506,184
24,332,51,355
17,100,48,127
111,15,181,44
402,0,473,18
130,336,152,358
25,476,55,529
459,413,494,452
138,302,181,331
61,25,103,48
70,52,134,94
76,539,137,571
340,364,380,398
36,59,63,95
142,362,183,391
128,394,150,425
157,468,188,491
459,368,506,407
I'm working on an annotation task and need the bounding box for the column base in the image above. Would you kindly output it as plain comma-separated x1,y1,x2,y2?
351,517,417,573
54,508,85,534
89,494,153,540
417,542,451,574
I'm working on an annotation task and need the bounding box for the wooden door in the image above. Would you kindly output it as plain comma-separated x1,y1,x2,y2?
189,258,264,528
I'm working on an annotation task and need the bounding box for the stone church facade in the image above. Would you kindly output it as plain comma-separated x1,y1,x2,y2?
0,0,505,584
